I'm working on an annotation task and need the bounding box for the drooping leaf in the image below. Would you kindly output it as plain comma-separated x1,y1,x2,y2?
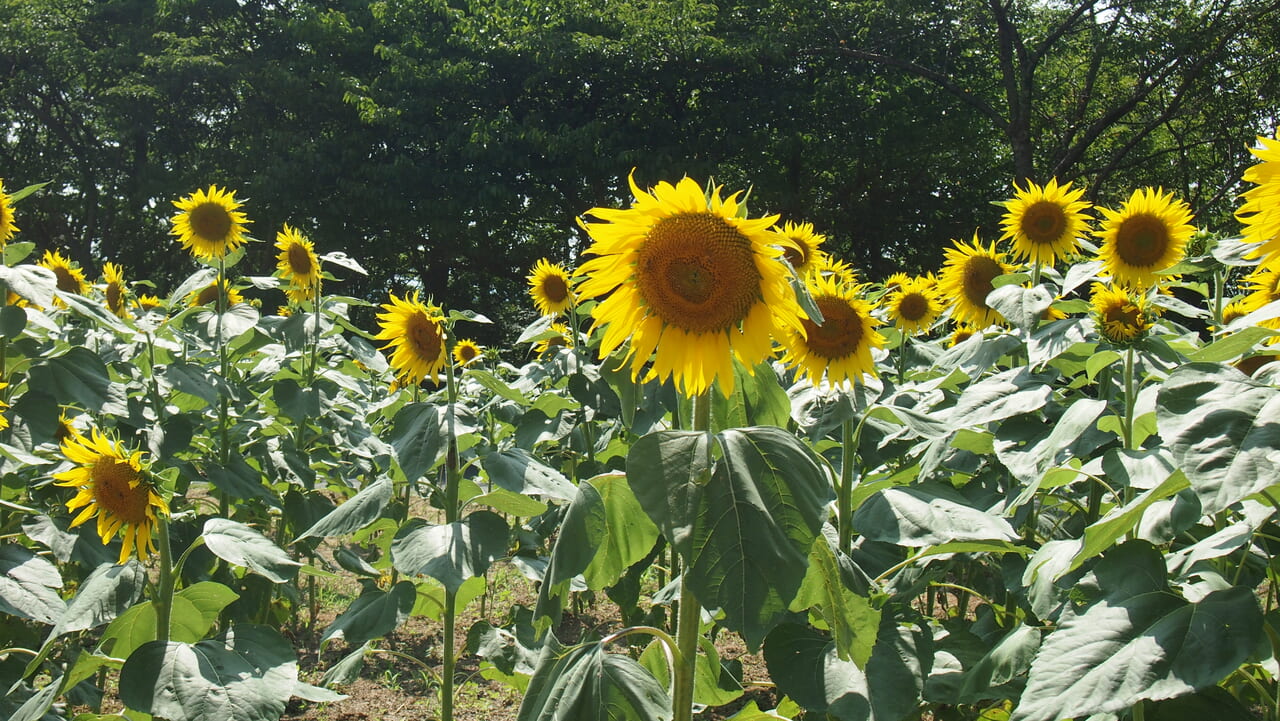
789,528,881,665
97,582,239,660
941,367,1055,431
986,284,1053,333
52,561,147,637
294,478,392,542
320,581,416,651
0,544,64,624
516,634,672,721
853,486,1019,547
481,448,576,502
390,512,508,594
28,347,128,415
203,519,301,583
0,263,57,308
387,403,444,481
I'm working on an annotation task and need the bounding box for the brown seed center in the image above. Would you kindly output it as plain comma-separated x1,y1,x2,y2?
408,313,443,361
801,295,865,360
962,256,1003,309
91,457,149,523
1115,214,1169,268
1021,201,1067,244
541,274,569,303
53,266,79,293
189,202,233,242
896,292,929,322
287,243,314,277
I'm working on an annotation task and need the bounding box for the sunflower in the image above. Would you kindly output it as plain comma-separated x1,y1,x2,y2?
170,185,250,260
527,258,575,316
186,278,244,308
39,250,88,304
53,428,169,563
1090,283,1153,344
534,322,573,356
885,276,943,334
577,174,804,396
812,255,859,286
781,275,882,386
949,325,979,347
134,294,164,312
775,220,827,276
375,290,447,384
938,233,1013,328
1221,299,1249,327
275,224,321,295
1096,187,1195,288
0,383,8,431
453,339,483,366
0,179,18,244
999,178,1091,266
883,271,911,292
1238,129,1280,265
102,263,129,318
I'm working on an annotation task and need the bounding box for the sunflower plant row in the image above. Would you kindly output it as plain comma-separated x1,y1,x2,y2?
1,128,1279,721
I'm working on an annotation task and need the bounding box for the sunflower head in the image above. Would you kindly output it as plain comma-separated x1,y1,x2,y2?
170,185,251,260
999,178,1092,266
527,258,575,316
0,179,18,245
883,272,911,292
52,428,169,563
453,338,483,366
134,294,164,313
186,278,244,308
534,322,574,356
938,233,1013,328
812,254,860,286
102,263,129,318
39,250,88,304
949,325,979,347
1096,187,1195,288
576,173,805,397
1238,129,1280,266
0,383,8,432
886,276,943,335
375,290,447,385
1090,283,1153,344
275,224,321,294
781,274,884,387
775,220,827,275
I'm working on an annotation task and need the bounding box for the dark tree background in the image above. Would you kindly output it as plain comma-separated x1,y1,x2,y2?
2,0,1277,344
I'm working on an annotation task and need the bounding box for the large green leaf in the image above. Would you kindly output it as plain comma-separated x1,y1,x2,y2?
789,528,881,665
925,623,1040,704
987,284,1053,333
516,634,672,721
640,635,744,707
390,512,508,594
481,447,577,502
28,347,128,415
0,263,57,308
853,486,1019,547
388,403,444,481
319,581,416,650
1014,543,1263,721
97,582,240,660
52,561,146,637
941,367,1054,431
0,544,64,624
203,519,301,583
1156,362,1280,514
294,477,392,542
994,398,1107,498
629,426,833,650
119,624,298,721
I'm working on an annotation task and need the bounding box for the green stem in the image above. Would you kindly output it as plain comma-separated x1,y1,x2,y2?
838,418,856,556
673,391,711,721
216,256,231,518
155,516,176,643
1122,346,1136,453
441,331,462,721
1031,258,1043,288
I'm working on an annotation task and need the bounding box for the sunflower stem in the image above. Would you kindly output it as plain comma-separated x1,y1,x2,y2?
838,417,858,556
1122,345,1137,453
673,391,711,721
441,328,462,721
155,515,175,644
1031,258,1043,288
215,255,231,519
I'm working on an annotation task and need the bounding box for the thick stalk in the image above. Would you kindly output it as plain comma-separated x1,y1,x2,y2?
673,391,711,721
154,516,175,643
216,257,231,518
441,334,462,721
1121,346,1136,453
838,417,857,555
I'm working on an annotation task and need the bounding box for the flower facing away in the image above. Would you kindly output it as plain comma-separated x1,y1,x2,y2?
1090,283,1154,344
186,278,244,308
170,185,250,260
39,250,88,303
275,224,321,299
775,220,828,276
938,233,1013,328
1238,128,1280,265
576,174,805,396
376,290,447,384
53,428,169,563
527,258,575,316
781,274,884,387
1096,187,1195,288
885,276,943,335
0,179,18,244
453,338,483,366
999,177,1092,266
534,322,573,356
102,263,128,318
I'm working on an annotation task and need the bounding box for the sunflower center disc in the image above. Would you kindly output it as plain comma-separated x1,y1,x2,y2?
196,285,221,306
408,314,443,360
189,202,233,242
107,284,122,312
1106,303,1141,329
897,292,929,321
1115,214,1169,267
1022,201,1067,244
91,457,148,523
636,213,761,334
542,274,569,303
288,244,314,276
53,267,78,293
802,295,865,360
783,243,807,270
962,256,1003,309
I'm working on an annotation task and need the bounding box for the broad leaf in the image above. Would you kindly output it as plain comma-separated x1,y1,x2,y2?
853,487,1019,547
789,528,881,665
516,634,672,721
0,263,57,308
203,519,301,583
28,347,128,415
390,512,508,594
0,544,64,624
481,448,577,502
986,284,1053,333
320,581,416,650
97,582,239,660
294,477,392,542
941,367,1054,431
52,561,146,637
388,403,444,481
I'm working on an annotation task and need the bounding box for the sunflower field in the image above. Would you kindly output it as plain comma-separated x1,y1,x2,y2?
2,129,1280,721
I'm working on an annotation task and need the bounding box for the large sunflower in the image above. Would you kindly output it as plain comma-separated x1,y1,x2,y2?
782,274,883,386
775,220,827,276
1090,283,1153,344
39,250,88,303
999,177,1092,266
938,233,1013,328
53,428,169,563
527,258,575,316
1096,187,1195,288
577,174,804,396
885,276,943,335
1238,129,1280,266
0,179,18,244
453,338,483,366
170,185,250,260
102,262,129,318
375,290,447,384
275,224,321,295
186,278,244,308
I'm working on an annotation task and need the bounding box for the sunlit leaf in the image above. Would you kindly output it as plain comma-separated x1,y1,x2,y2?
390,512,508,594
203,518,302,583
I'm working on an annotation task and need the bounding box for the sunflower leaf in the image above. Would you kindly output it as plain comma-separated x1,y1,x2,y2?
294,477,392,542
202,519,301,583
0,264,56,314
